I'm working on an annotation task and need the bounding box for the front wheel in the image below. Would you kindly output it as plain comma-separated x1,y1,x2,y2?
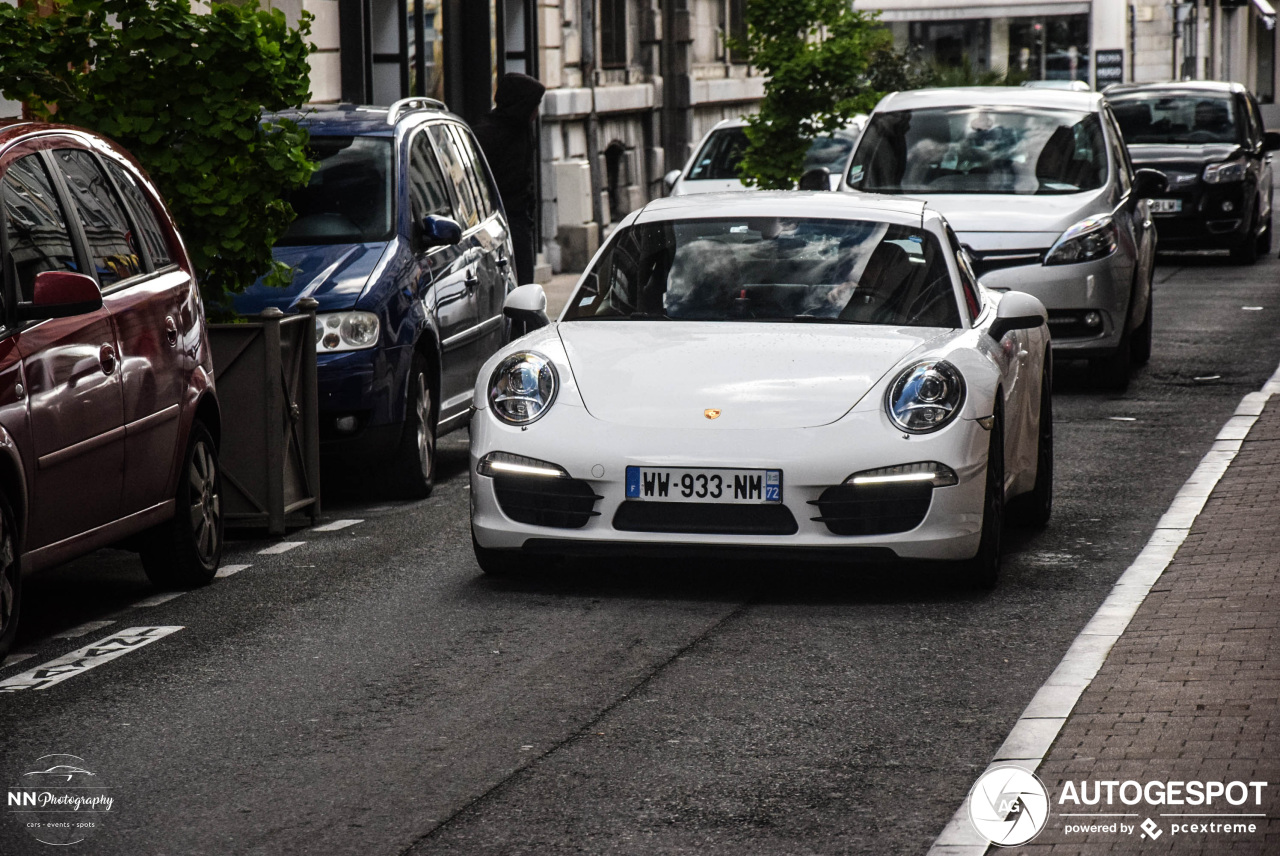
140,421,222,588
1231,206,1260,264
1090,325,1131,391
960,411,1004,589
391,354,437,499
0,493,22,660
1130,288,1153,367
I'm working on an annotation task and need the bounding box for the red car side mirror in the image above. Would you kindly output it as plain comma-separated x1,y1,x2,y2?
16,271,104,321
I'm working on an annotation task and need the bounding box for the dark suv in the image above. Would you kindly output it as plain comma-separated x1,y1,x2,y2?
234,100,516,497
0,122,224,658
1107,81,1280,263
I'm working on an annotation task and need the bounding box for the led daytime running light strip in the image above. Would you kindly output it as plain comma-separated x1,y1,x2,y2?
486,460,564,478
851,472,937,485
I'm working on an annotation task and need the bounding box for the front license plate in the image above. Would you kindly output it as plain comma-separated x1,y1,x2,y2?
625,466,782,504
1149,198,1182,214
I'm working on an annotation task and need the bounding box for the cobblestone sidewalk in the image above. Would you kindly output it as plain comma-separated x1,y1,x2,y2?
1014,399,1280,854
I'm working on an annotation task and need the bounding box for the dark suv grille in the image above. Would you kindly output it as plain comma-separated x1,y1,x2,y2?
810,483,933,536
613,501,798,535
493,476,602,529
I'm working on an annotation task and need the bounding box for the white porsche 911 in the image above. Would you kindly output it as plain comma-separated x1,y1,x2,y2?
470,193,1052,587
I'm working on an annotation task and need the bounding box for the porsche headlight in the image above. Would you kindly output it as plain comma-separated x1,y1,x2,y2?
315,311,380,352
1203,156,1247,184
488,351,558,425
1044,215,1117,266
885,360,965,433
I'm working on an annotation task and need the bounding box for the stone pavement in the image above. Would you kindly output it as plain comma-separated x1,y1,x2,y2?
1010,398,1280,854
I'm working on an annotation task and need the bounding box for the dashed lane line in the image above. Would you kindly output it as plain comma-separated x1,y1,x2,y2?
311,518,363,532
51,620,116,640
928,367,1280,855
133,592,185,608
258,541,306,555
215,563,252,578
0,626,183,692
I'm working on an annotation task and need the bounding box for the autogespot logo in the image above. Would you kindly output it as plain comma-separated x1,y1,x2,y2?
968,766,1051,846
7,754,115,846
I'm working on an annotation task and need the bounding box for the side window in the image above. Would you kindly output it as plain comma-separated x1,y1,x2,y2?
1245,96,1264,147
408,132,454,223
1103,110,1132,193
2,154,80,301
449,125,495,219
429,124,480,229
943,224,981,321
54,149,143,287
102,160,172,268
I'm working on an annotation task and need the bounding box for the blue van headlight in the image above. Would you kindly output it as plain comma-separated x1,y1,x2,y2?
316,311,380,352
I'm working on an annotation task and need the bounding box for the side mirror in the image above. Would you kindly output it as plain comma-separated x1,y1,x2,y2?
663,169,682,194
1264,131,1280,153
419,215,462,248
798,167,831,191
1131,168,1168,199
16,270,103,321
503,283,550,338
989,291,1047,341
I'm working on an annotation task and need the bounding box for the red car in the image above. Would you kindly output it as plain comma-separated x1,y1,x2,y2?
0,122,223,658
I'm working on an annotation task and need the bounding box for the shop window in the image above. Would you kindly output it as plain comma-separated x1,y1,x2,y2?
605,140,628,223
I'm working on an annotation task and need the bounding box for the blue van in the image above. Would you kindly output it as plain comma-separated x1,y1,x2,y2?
235,100,516,496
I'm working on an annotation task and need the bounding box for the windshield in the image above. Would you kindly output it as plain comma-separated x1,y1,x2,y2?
1110,94,1241,145
277,136,394,245
686,128,859,181
562,217,960,328
847,107,1109,195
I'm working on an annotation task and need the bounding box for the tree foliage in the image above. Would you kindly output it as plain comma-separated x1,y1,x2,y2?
0,0,315,313
734,0,889,189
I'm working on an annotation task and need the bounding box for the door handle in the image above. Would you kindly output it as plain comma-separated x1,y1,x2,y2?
496,257,509,269
164,315,179,346
99,343,117,375
464,267,479,292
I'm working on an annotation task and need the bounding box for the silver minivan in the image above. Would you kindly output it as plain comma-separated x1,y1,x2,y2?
838,87,1166,389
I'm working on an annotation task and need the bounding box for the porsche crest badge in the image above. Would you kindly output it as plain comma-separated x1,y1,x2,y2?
704,409,721,419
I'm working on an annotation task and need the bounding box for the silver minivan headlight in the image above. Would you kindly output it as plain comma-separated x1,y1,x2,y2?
1044,215,1118,266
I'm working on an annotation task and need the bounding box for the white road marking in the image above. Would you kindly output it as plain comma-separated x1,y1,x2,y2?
1,652,36,669
215,563,252,578
1107,416,1136,421
928,360,1280,855
258,541,305,555
0,627,183,692
133,592,184,608
1242,305,1263,310
311,518,363,532
52,620,116,640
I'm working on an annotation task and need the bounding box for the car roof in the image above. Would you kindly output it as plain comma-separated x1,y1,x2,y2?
707,116,865,133
876,86,1104,113
1104,80,1246,98
268,102,464,137
635,191,927,226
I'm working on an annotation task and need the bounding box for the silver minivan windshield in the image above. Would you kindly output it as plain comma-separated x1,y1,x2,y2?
847,107,1109,196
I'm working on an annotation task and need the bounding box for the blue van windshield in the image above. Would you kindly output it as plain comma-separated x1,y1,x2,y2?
278,136,394,245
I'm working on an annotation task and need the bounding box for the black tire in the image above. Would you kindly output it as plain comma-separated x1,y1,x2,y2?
140,421,222,589
1257,208,1272,255
961,409,1004,589
1130,287,1153,367
1009,359,1053,528
1090,324,1131,391
392,354,437,499
1231,206,1260,265
0,493,22,660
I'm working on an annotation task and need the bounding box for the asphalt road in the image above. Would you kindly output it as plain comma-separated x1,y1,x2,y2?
3,249,1280,855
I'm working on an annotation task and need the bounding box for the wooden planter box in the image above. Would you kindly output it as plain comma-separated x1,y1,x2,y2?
208,300,321,534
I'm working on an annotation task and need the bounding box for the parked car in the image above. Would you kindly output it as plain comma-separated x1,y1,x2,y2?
471,192,1053,588
663,116,867,195
235,100,517,497
0,122,223,658
1106,80,1280,264
839,87,1166,389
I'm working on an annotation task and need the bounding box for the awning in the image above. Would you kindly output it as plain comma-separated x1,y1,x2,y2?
1254,0,1277,31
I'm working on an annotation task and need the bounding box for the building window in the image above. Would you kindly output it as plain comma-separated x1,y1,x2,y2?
728,0,748,64
1258,22,1275,104
600,0,627,68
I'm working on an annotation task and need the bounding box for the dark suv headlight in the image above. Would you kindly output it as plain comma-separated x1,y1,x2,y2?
1203,156,1247,184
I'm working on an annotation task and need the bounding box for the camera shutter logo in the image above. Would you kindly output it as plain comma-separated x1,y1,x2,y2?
968,766,1050,846
8,754,115,846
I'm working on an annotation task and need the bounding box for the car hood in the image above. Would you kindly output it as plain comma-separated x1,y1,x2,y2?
673,179,748,196
556,322,950,430
910,190,1108,245
1126,143,1241,168
233,241,391,314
